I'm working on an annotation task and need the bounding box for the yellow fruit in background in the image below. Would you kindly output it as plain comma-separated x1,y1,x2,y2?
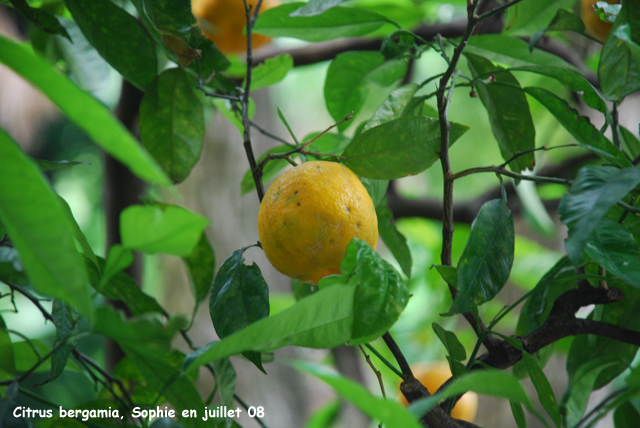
191,0,278,53
399,362,478,423
581,0,618,43
258,161,378,285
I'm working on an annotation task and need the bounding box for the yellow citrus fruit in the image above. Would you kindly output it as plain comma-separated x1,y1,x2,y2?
581,0,618,43
399,362,478,423
191,0,278,53
258,161,378,285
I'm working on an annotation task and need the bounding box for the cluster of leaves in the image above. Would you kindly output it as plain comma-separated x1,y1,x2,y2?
0,0,640,427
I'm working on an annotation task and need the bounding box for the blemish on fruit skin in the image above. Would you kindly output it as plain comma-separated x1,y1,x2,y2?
297,202,301,206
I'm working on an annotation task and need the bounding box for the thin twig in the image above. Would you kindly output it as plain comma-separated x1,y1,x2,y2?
358,345,386,399
450,165,572,185
250,121,296,147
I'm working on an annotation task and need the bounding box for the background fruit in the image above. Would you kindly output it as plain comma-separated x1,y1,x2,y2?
191,0,278,53
399,362,478,423
258,161,378,285
581,0,618,43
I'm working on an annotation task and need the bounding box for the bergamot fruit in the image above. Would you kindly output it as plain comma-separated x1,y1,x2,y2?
258,161,378,285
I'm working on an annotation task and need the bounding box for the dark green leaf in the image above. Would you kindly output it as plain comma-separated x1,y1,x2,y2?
325,51,407,131
585,218,640,287
512,66,608,119
432,322,466,361
522,351,561,427
9,0,71,40
360,177,388,208
56,195,99,270
290,0,349,16
376,201,412,278
93,306,186,351
291,361,423,428
381,30,418,60
408,370,542,423
561,357,621,427
433,265,457,288
340,238,409,343
362,83,420,133
86,257,165,316
249,54,293,91
182,284,357,372
63,0,157,90
620,126,640,159
598,0,640,101
342,116,469,179
48,299,79,384
510,400,528,428
559,166,640,263
210,247,270,337
0,35,171,185
505,0,576,37
120,204,210,257
0,129,91,318
0,246,28,286
304,131,351,159
466,53,536,172
291,279,313,301
34,159,87,172
142,0,194,38
140,68,204,184
528,9,586,51
213,357,236,410
525,87,630,167
465,35,576,68
254,3,394,42
453,199,514,313
100,244,134,290
0,316,15,381
183,233,215,304
614,402,640,428
124,346,210,428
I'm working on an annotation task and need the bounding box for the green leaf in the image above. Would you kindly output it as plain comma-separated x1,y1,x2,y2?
142,0,194,38
120,204,210,257
360,177,388,208
124,346,210,428
510,400,528,428
210,247,270,371
253,2,394,42
100,244,134,290
140,68,204,184
86,257,165,316
0,130,91,318
408,370,544,424
340,238,409,343
324,51,407,131
47,299,79,384
213,357,236,412
291,361,423,428
376,201,412,278
620,126,640,159
465,35,576,69
304,399,340,428
512,66,608,119
362,83,420,133
614,402,640,428
0,36,171,186
559,166,640,263
34,159,87,172
453,199,514,313
525,87,630,167
8,0,71,40
522,351,561,427
0,316,15,382
92,306,185,351
63,0,157,90
505,0,576,36
560,357,621,428
433,264,457,288
432,322,466,361
183,233,215,304
342,116,469,179
0,246,28,287
249,54,294,91
585,218,640,288
466,53,536,172
528,9,585,51
182,284,357,372
290,0,349,16
598,0,640,101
